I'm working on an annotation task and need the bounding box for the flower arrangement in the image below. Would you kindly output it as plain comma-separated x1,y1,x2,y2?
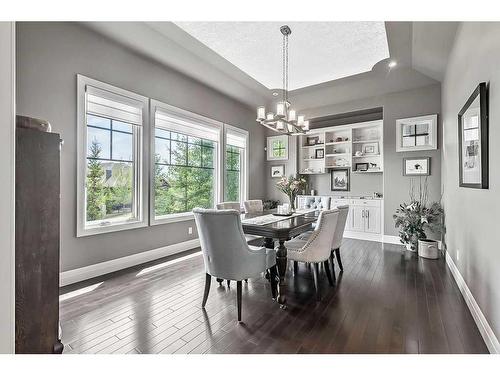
393,178,444,251
276,175,307,210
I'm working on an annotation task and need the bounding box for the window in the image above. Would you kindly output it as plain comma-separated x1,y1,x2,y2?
151,100,221,224
77,75,148,236
224,125,249,203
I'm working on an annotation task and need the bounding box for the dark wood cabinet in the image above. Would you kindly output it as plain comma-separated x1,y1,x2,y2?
15,126,63,354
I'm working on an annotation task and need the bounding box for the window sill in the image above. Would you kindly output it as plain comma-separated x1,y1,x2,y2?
77,220,148,237
151,212,195,226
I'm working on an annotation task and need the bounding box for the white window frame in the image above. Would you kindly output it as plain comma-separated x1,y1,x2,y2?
150,99,223,225
223,124,249,204
76,75,149,237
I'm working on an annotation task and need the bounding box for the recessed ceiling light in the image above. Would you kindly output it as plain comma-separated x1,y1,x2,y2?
388,60,397,68
272,92,279,96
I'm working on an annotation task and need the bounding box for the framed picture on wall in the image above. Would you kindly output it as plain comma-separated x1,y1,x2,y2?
267,135,288,161
458,82,488,189
396,114,438,152
331,168,350,191
403,157,431,176
270,165,285,178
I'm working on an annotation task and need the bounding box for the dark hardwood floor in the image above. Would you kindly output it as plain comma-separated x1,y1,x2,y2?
59,239,488,354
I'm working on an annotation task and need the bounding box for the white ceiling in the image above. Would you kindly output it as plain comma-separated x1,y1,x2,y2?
174,22,390,90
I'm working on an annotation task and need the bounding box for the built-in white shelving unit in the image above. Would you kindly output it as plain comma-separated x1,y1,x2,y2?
298,120,383,175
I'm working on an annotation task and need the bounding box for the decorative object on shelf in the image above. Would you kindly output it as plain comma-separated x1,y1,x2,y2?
373,192,383,198
355,150,364,157
256,25,308,135
393,178,444,252
403,157,430,176
362,142,379,155
307,136,320,145
331,168,350,191
315,149,324,159
267,135,288,161
355,162,369,172
270,164,285,178
369,162,379,171
276,175,307,211
396,114,437,152
330,157,349,168
458,82,488,189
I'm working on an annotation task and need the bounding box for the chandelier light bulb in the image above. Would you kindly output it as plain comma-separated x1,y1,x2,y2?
297,115,305,127
288,109,296,122
303,120,310,131
266,112,274,120
287,124,293,133
276,121,284,130
257,106,266,120
276,102,285,117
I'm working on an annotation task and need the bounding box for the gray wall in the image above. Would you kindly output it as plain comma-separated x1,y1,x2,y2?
0,21,15,354
442,22,500,343
265,83,442,236
16,22,266,272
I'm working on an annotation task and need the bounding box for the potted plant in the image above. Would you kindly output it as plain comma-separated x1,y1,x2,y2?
276,175,307,211
393,178,444,256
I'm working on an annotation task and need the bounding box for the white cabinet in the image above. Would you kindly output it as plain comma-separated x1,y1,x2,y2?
350,206,365,232
364,206,381,234
348,200,382,235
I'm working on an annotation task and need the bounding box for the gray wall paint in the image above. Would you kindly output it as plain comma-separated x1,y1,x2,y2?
16,22,266,272
265,84,442,236
0,21,15,354
442,22,500,342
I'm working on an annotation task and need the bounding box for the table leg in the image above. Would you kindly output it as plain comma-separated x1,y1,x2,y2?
276,239,287,308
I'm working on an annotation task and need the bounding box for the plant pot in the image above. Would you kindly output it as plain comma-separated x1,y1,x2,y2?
418,239,439,259
405,243,417,252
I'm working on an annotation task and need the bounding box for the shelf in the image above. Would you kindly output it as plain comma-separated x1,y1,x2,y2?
352,139,380,144
326,153,350,157
352,170,383,174
326,165,351,169
302,158,324,162
352,154,381,158
301,144,325,148
325,141,350,145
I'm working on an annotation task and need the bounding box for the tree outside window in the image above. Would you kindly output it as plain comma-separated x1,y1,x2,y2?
225,145,242,202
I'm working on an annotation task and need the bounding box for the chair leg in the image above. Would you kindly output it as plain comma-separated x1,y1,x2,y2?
245,279,248,283
335,248,344,272
329,250,336,283
293,261,299,275
269,265,278,300
237,280,242,322
227,280,231,288
312,263,321,301
324,260,334,287
202,273,211,308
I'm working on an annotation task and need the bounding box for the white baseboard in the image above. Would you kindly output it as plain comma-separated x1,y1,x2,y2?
445,251,500,354
60,238,200,287
382,235,402,245
344,231,383,242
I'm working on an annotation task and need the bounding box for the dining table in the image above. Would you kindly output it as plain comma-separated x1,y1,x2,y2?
241,209,319,307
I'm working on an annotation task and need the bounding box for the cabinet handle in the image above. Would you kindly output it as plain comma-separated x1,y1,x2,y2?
367,210,370,228
362,210,365,218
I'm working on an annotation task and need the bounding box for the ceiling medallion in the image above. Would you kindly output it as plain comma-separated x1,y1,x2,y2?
256,25,309,135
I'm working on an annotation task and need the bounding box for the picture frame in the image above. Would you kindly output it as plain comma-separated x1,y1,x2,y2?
267,135,288,161
355,162,369,172
362,142,379,155
307,136,319,146
331,168,350,191
270,165,285,178
403,157,431,176
315,149,324,159
458,82,489,189
396,114,438,152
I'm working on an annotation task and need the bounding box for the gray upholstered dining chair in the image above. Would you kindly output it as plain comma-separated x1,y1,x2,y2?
297,196,331,211
243,199,264,213
297,205,349,276
216,201,241,211
193,208,278,322
284,209,339,301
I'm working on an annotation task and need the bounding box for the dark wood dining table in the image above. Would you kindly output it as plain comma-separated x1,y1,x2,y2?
241,210,319,307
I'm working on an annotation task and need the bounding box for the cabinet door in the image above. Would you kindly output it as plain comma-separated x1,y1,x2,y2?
364,207,381,234
350,206,365,232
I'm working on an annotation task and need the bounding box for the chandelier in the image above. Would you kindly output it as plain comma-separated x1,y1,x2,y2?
256,25,309,135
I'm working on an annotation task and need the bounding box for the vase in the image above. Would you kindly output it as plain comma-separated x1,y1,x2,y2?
288,196,296,212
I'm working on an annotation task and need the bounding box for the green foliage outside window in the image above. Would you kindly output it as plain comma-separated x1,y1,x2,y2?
225,145,241,202
272,139,286,158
